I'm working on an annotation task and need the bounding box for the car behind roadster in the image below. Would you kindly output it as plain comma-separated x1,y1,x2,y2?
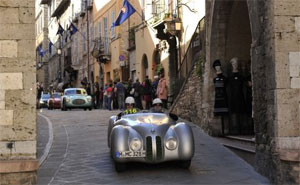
107,112,194,172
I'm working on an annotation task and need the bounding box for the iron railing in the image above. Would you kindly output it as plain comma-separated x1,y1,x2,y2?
172,18,205,102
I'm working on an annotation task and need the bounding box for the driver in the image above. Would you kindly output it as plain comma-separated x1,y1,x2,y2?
150,98,167,113
122,96,139,115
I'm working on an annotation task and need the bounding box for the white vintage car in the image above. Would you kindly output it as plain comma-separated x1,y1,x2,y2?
107,112,195,172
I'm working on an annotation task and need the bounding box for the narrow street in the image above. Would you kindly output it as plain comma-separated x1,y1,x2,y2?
37,109,269,185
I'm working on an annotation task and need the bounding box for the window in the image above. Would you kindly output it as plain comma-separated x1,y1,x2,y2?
81,0,86,12
83,31,86,52
90,25,94,48
98,21,102,37
111,11,115,38
103,17,108,54
72,4,74,19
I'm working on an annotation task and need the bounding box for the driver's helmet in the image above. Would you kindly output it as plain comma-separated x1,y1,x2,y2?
153,98,162,106
125,96,135,105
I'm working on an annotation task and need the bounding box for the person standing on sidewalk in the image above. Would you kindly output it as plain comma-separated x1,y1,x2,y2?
37,82,43,109
102,84,108,109
157,73,168,109
116,80,126,110
106,84,113,111
93,82,100,109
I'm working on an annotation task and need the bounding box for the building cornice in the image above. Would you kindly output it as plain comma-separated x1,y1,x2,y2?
51,0,70,18
40,0,49,5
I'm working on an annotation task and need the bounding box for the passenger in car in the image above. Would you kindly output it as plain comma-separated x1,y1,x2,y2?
150,98,167,113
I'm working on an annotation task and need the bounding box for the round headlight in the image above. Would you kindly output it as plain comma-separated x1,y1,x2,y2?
87,97,92,102
66,98,70,102
165,137,177,150
130,138,142,151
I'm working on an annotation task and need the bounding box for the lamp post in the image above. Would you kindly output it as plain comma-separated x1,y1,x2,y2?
86,0,90,84
57,48,62,83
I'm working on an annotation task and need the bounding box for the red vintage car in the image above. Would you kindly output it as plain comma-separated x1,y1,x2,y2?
47,93,62,109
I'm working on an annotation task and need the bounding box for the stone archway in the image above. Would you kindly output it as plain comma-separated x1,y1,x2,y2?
205,0,254,135
204,0,300,183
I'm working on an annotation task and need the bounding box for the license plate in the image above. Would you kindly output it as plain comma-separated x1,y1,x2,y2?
116,151,146,158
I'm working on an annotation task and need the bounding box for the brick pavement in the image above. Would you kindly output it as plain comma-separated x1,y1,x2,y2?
37,109,269,185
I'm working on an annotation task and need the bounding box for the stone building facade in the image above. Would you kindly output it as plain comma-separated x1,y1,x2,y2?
172,0,300,184
0,0,38,184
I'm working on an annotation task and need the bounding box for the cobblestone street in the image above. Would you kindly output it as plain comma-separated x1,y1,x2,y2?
37,109,269,185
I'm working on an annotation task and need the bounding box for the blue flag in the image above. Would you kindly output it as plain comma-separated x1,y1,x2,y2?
69,23,78,36
111,0,136,27
56,23,64,35
49,41,53,55
37,46,46,57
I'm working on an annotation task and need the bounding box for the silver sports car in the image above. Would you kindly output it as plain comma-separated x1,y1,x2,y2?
107,112,195,172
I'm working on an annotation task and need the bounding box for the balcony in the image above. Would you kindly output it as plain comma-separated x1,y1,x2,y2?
91,37,111,64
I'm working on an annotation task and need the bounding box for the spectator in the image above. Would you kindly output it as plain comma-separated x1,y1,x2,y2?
37,82,43,109
99,86,103,109
142,76,152,110
112,81,118,110
103,84,108,109
94,82,100,109
152,75,159,99
86,83,91,95
157,73,168,109
133,79,143,109
106,84,113,111
116,80,126,110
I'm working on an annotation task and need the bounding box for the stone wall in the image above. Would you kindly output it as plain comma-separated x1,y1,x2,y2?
272,0,300,184
172,0,300,183
0,0,38,184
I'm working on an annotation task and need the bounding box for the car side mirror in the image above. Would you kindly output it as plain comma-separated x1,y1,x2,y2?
169,113,178,121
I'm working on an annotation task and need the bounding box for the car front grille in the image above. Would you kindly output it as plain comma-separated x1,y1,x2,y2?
146,136,163,161
146,136,152,161
72,99,85,105
156,136,163,160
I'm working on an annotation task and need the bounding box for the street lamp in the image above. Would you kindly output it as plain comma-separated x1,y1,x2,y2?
57,48,62,55
57,48,62,83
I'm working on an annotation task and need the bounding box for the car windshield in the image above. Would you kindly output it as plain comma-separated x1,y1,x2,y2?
41,94,50,99
53,93,60,98
65,89,85,95
122,113,170,125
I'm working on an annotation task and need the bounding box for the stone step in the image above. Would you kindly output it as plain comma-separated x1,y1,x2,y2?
214,135,256,166
214,135,255,153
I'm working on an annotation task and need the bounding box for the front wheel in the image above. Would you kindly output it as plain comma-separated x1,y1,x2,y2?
114,162,126,172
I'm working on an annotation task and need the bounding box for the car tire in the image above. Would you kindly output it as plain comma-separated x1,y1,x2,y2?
63,100,67,111
179,160,191,169
84,108,87,111
89,107,92,111
114,162,126,172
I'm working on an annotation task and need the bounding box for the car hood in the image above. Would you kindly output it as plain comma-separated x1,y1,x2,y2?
66,95,88,99
116,116,175,137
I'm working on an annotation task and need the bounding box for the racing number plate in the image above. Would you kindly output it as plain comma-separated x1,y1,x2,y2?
116,151,146,158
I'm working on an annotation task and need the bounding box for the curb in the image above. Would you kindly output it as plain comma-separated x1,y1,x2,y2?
37,113,54,166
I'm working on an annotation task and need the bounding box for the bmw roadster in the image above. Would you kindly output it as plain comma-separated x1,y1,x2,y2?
107,112,194,172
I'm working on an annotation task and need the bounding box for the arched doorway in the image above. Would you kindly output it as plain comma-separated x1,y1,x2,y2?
141,54,148,82
206,0,279,182
208,0,253,135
